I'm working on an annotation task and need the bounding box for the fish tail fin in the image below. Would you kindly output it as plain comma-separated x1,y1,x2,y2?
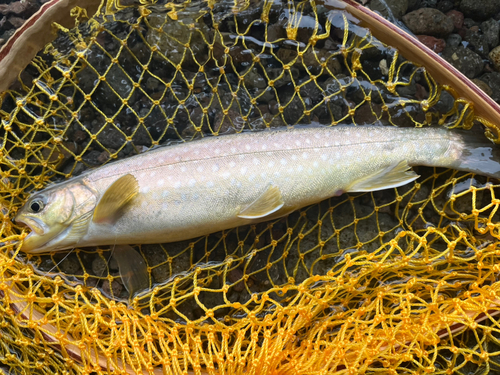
453,130,500,179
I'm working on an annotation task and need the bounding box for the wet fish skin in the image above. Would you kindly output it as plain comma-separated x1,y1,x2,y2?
14,125,500,253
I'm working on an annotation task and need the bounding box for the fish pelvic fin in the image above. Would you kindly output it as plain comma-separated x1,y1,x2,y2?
112,245,149,301
238,185,284,219
93,174,139,224
348,160,420,192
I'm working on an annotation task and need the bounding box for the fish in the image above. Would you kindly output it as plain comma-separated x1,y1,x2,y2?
14,125,500,254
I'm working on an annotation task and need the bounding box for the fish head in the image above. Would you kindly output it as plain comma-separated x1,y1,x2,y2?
15,180,97,253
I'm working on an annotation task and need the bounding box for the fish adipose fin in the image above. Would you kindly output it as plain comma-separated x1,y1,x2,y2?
238,185,284,219
93,174,139,224
112,245,149,301
348,160,420,192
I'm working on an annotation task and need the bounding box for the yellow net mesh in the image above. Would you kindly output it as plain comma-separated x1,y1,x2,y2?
1,0,500,374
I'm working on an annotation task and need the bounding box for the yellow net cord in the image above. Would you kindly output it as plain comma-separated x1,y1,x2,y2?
0,0,500,374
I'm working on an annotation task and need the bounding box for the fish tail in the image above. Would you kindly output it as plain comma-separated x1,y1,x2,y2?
452,130,500,179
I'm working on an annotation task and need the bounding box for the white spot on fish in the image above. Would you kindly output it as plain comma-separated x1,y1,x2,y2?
162,202,169,210
222,172,230,179
206,181,214,188
297,165,303,172
245,144,251,150
295,140,301,147
253,158,260,165
268,161,275,168
162,191,169,198
229,161,236,168
212,164,220,172
215,148,221,154
321,154,328,161
302,152,308,159
158,179,165,187
150,171,156,177
292,155,297,161
241,166,247,175
262,144,268,150
181,166,187,172
141,186,150,194
174,181,182,189
305,138,311,144
197,165,204,173
280,158,287,165
313,161,318,168
188,179,196,187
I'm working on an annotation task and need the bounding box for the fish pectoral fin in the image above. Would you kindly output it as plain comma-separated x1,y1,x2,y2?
93,174,139,224
238,185,285,219
112,245,149,301
347,160,420,192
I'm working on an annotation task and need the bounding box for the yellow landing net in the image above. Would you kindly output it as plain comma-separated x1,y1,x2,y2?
0,0,500,374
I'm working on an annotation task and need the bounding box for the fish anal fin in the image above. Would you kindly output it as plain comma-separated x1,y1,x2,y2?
93,174,139,224
112,245,149,301
238,185,284,219
348,160,420,192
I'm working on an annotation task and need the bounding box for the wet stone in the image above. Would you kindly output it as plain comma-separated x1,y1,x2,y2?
464,29,489,58
443,45,484,78
403,8,454,37
369,0,409,20
446,33,462,48
472,78,493,96
59,257,81,274
482,19,500,49
92,256,108,276
460,0,500,21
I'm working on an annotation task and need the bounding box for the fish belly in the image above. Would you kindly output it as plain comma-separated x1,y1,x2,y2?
81,126,453,245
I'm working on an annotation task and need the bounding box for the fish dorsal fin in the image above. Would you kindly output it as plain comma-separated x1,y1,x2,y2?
112,245,149,301
93,174,139,224
238,185,284,219
348,160,420,192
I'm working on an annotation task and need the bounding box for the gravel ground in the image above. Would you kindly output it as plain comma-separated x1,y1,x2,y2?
368,0,500,101
1,0,499,99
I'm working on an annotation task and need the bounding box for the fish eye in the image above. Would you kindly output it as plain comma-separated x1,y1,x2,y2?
29,200,44,213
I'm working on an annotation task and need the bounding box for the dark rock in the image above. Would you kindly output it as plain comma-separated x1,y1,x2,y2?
446,10,464,30
446,33,462,48
460,0,500,21
7,16,24,28
0,0,38,17
443,45,484,78
437,0,454,13
482,19,500,48
479,72,500,102
464,29,489,57
416,35,446,53
82,150,103,166
472,78,493,96
403,8,454,37
92,257,107,276
368,0,409,20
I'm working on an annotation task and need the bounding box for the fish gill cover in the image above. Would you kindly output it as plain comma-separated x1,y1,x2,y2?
0,0,500,374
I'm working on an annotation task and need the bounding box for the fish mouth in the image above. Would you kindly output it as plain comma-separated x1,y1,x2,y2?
15,216,46,236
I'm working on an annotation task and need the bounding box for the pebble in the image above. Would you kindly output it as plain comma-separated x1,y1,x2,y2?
443,45,484,78
368,0,408,20
460,0,500,21
416,35,446,53
479,72,500,101
482,19,500,48
403,8,454,37
446,33,462,48
446,10,464,30
464,28,489,58
490,45,500,71
472,78,493,96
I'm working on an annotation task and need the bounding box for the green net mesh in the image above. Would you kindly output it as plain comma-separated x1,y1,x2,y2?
1,0,500,374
